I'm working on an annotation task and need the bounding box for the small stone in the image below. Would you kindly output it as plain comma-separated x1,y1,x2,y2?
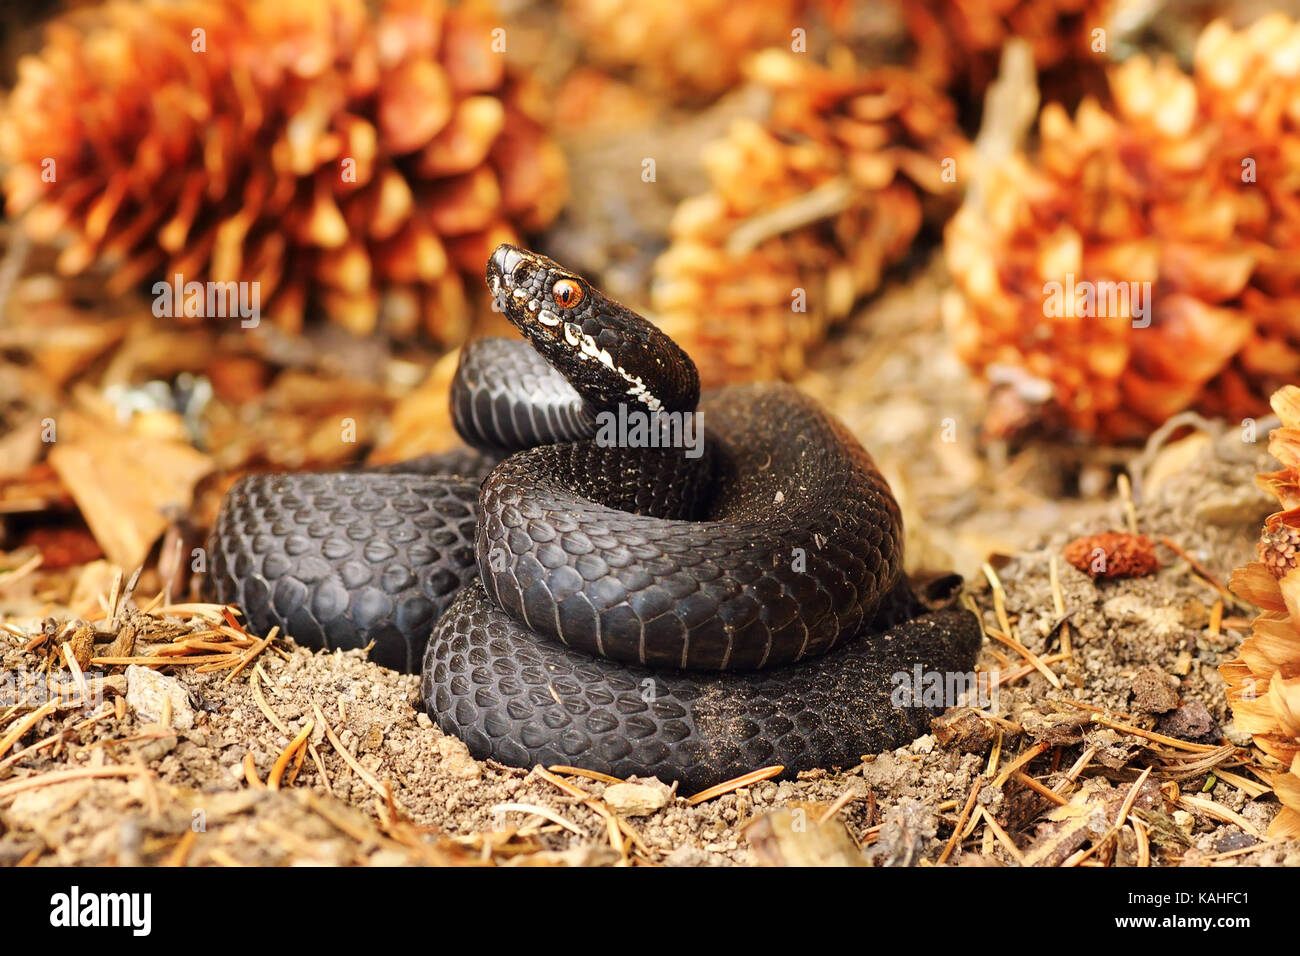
1156,701,1220,744
1213,830,1257,853
910,733,936,755
1221,720,1254,747
1130,666,1179,714
434,735,481,780
603,777,673,816
125,665,195,730
1102,595,1183,640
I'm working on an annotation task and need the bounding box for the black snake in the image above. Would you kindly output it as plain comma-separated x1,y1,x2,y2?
208,245,982,790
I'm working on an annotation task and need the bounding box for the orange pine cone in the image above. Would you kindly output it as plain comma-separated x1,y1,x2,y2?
563,0,811,101
1224,385,1300,841
652,50,966,387
945,20,1300,442
906,0,1115,95
1195,15,1300,395
0,0,567,343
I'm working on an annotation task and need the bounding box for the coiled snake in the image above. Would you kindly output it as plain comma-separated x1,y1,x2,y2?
209,245,981,790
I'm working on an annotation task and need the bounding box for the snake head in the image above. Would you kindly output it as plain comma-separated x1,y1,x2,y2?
488,244,591,333
487,244,699,415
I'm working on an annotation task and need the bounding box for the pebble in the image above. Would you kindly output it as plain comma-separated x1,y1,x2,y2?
125,665,195,730
603,778,673,816
1101,596,1183,640
1129,666,1180,714
1156,700,1220,744
1222,720,1255,747
435,735,482,780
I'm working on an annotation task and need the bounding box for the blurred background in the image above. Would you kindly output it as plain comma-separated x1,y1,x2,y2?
1,0,1299,592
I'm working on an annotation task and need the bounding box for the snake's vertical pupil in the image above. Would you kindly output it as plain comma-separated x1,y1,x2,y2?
553,279,583,309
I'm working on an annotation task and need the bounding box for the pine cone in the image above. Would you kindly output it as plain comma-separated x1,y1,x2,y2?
563,0,811,101
1195,14,1300,393
1224,385,1300,841
906,0,1114,96
0,0,567,343
651,50,966,387
945,24,1300,442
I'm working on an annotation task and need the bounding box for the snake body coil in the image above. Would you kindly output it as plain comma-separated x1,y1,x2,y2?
209,245,981,790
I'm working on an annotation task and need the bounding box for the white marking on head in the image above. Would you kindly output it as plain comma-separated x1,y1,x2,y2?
563,327,664,413
538,309,560,327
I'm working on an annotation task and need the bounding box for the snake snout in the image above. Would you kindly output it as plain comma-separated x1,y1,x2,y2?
488,243,526,288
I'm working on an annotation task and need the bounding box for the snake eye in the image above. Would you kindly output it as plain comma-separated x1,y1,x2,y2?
552,279,583,309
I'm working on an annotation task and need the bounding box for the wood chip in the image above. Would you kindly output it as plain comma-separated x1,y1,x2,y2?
48,413,213,570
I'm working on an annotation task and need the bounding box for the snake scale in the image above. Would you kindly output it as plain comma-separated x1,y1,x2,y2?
208,245,982,790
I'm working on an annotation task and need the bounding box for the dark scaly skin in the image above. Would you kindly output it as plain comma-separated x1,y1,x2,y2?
209,244,983,788
451,337,594,453
476,385,903,669
208,469,482,674
423,583,981,792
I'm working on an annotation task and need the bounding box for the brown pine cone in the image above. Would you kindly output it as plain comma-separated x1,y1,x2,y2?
945,23,1300,442
0,0,567,343
1224,385,1300,841
563,0,812,101
906,0,1115,97
652,50,966,387
1195,15,1300,409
